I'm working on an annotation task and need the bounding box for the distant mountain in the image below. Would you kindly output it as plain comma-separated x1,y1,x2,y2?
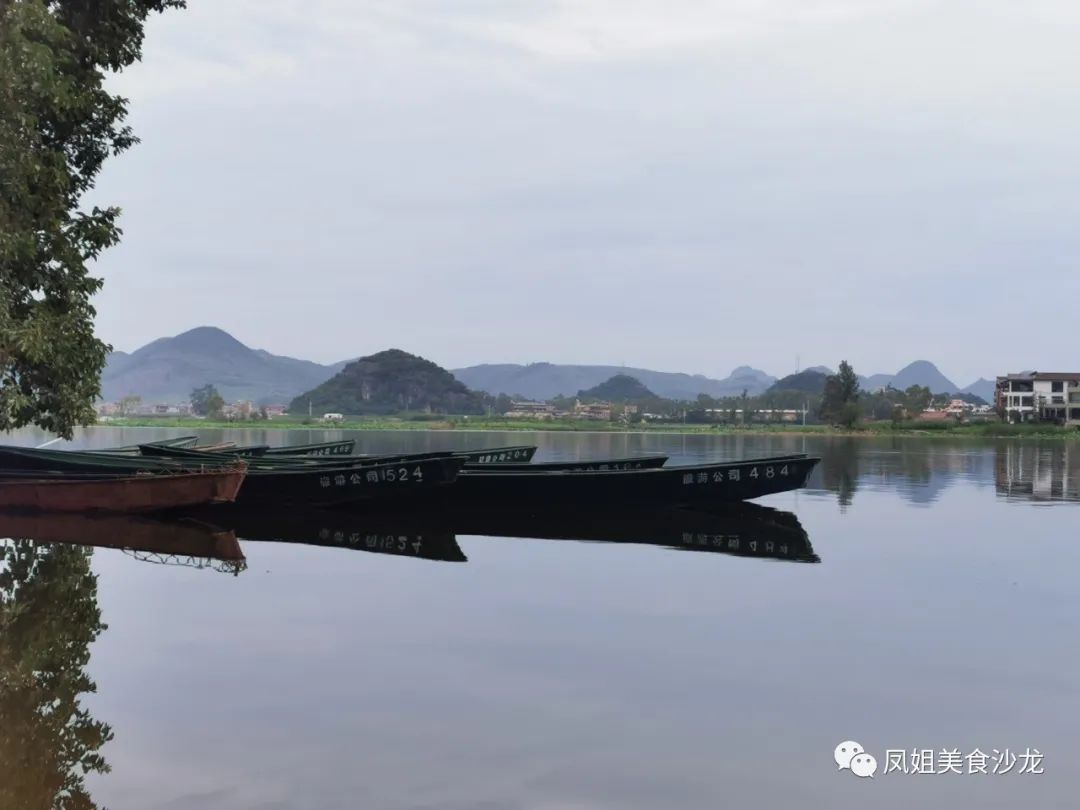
101,327,343,404
805,365,834,375
452,363,776,400
860,372,896,391
960,378,995,403
769,370,828,394
578,374,660,402
859,361,958,394
890,361,957,393
290,349,485,416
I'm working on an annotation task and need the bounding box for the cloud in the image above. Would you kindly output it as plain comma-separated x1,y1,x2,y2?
88,0,1080,381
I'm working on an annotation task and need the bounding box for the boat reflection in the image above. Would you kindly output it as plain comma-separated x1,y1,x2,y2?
200,506,468,563
0,502,817,567
0,539,111,809
199,501,818,564
0,512,246,575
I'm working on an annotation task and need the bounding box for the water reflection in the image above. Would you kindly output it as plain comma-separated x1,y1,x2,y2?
0,541,110,809
184,503,818,564
0,513,247,575
994,442,1080,502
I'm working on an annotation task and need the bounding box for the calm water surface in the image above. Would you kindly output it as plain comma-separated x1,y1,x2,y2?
2,427,1079,809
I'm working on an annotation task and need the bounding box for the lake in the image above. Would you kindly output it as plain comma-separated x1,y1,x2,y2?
2,427,1078,809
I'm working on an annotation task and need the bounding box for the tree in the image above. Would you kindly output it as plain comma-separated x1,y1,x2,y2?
0,0,183,438
820,360,861,427
903,384,932,416
117,394,141,416
190,384,224,418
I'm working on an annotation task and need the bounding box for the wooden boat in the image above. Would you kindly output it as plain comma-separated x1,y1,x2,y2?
455,446,536,464
0,445,218,473
463,454,667,472
137,443,456,471
138,443,663,475
0,466,247,513
438,453,820,506
190,441,237,452
263,439,356,456
95,435,200,454
0,511,245,570
188,505,466,562
228,455,465,507
216,444,270,457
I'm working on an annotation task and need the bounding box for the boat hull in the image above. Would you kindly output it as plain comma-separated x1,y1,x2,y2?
464,454,667,472
234,456,466,507
0,468,246,513
442,454,819,506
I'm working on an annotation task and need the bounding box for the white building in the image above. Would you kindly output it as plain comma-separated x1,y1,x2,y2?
996,372,1080,425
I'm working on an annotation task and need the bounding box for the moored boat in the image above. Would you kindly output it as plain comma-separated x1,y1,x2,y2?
263,439,356,456
455,445,536,464
0,466,247,513
463,454,667,472
95,435,200,453
440,453,820,506
229,455,465,507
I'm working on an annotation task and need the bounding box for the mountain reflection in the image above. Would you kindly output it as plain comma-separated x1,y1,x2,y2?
0,541,110,810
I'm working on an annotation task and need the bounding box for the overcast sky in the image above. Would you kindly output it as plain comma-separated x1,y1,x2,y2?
89,0,1080,384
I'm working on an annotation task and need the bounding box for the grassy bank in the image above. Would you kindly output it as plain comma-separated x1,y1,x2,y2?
100,416,1080,439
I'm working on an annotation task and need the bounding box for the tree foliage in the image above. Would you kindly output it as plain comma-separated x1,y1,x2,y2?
0,0,182,437
0,540,111,809
190,383,224,418
820,360,861,427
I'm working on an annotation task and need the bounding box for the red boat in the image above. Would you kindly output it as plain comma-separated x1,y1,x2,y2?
0,467,247,513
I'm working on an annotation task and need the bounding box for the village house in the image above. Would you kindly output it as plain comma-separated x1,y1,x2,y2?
504,400,557,419
996,372,1080,425
573,400,613,420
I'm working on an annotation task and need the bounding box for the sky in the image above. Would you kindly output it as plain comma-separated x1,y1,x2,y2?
88,0,1080,385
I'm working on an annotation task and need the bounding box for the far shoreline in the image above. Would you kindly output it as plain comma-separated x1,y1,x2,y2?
93,417,1080,441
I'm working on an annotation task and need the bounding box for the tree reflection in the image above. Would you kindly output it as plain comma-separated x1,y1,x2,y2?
818,437,859,509
0,541,110,810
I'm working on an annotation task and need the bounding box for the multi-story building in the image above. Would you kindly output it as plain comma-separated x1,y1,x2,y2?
996,372,1080,425
573,400,613,420
505,401,557,419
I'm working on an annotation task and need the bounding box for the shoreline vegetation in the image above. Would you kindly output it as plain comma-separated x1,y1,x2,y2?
98,416,1080,440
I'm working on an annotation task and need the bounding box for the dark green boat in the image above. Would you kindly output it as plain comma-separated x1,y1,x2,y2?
443,453,820,506
95,435,200,454
0,444,465,508
462,454,668,472
263,439,356,456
